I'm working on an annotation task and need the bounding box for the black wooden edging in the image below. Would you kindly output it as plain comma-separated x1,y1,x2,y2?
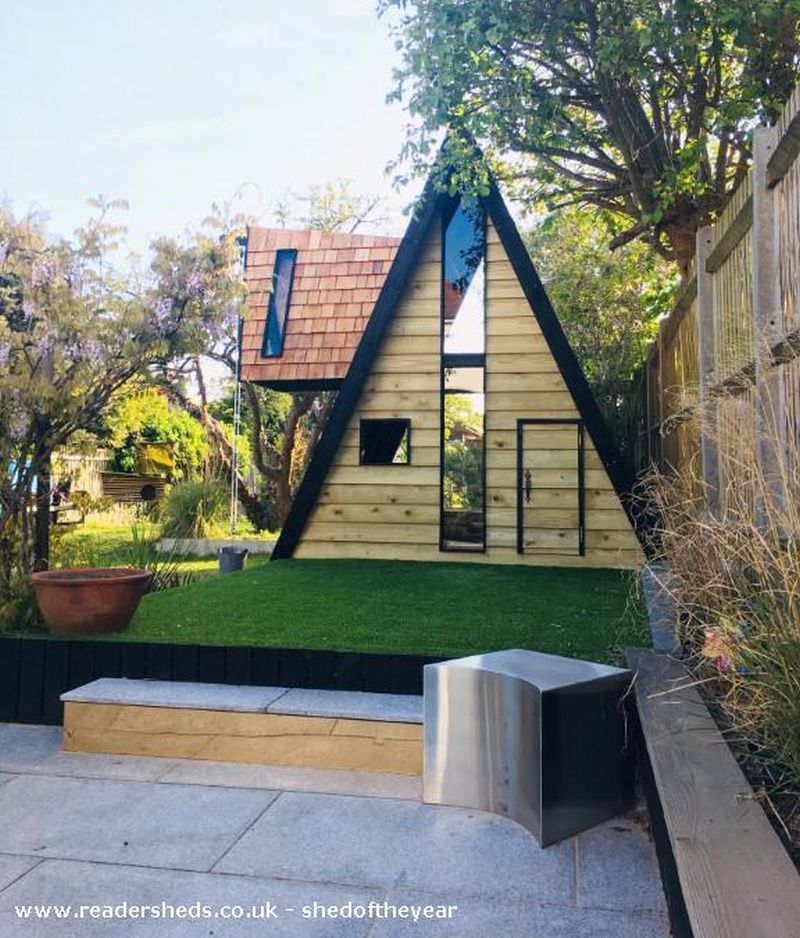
0,636,442,727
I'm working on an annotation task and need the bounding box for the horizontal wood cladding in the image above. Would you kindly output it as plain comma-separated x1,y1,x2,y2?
295,540,642,568
296,214,642,570
317,484,439,505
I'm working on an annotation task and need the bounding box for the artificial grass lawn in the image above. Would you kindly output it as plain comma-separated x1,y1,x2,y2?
112,558,648,662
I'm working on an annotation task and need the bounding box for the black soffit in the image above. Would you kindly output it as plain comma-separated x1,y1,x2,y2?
271,172,640,560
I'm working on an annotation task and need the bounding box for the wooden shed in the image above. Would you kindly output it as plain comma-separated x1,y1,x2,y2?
242,172,643,569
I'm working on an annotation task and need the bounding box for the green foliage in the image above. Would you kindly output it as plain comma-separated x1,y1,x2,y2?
160,478,229,540
443,395,483,509
117,525,198,593
0,197,244,600
381,0,800,271
274,181,382,233
526,207,677,467
0,570,42,634
104,388,207,479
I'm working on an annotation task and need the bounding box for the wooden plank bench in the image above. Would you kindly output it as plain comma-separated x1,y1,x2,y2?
62,678,423,775
626,649,800,938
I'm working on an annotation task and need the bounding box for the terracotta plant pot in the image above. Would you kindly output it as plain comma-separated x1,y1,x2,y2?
31,568,153,636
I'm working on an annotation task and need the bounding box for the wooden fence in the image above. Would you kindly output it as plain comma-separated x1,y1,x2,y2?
51,449,112,499
633,85,800,515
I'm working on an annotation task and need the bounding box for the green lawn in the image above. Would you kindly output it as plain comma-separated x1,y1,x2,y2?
54,521,271,577
105,558,648,662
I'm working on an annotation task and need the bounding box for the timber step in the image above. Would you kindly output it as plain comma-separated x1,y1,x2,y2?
61,679,423,776
626,650,800,938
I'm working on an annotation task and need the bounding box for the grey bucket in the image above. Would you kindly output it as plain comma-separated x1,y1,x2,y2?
218,546,249,574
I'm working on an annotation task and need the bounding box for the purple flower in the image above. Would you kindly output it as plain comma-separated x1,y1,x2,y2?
186,271,205,296
7,409,28,443
149,297,173,333
31,259,56,288
0,241,8,265
0,341,10,368
82,337,105,360
38,325,58,356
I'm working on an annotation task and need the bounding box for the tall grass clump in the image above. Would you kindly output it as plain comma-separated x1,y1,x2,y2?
160,478,228,540
643,402,800,852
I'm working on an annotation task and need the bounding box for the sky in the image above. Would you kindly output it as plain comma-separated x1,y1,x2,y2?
0,0,414,253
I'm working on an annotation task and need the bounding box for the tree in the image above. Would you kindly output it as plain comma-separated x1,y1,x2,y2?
0,199,242,597
526,207,675,469
102,387,208,480
381,0,800,276
170,184,384,530
443,394,483,509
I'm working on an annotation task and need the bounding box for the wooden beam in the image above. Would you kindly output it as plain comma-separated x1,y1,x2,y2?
767,110,800,188
705,196,753,274
626,650,800,938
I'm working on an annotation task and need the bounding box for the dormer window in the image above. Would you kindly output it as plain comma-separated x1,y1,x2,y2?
261,248,297,357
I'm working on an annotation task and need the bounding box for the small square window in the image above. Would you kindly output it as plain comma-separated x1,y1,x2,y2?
359,419,411,465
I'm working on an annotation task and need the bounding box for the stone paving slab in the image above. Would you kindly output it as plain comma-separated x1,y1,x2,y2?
0,855,41,893
0,726,669,937
268,688,423,723
576,817,667,914
0,775,276,872
0,859,378,937
61,679,288,713
160,759,422,800
373,891,669,938
214,791,575,900
0,725,177,781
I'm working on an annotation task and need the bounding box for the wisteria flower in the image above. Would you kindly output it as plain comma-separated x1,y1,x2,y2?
186,271,205,296
31,259,56,288
149,297,173,333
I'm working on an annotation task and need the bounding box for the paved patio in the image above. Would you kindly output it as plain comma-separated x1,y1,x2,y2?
0,723,669,936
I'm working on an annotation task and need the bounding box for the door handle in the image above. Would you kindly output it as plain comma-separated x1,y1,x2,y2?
524,469,532,503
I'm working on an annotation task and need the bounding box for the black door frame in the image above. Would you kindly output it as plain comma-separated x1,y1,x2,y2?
516,417,585,556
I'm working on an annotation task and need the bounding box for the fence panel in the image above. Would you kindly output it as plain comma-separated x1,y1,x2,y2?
634,83,800,516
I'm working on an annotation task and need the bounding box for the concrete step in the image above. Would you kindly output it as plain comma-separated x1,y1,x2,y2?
61,679,423,775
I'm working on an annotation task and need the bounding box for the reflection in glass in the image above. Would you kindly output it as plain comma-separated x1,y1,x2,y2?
442,373,485,550
443,203,485,355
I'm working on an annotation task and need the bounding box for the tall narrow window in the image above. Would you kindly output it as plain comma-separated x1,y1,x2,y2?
441,202,486,552
443,202,485,356
261,248,297,357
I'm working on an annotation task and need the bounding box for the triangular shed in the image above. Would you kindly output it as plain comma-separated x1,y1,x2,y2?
260,177,643,569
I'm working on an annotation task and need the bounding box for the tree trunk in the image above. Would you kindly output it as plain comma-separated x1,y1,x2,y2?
160,384,272,532
34,450,51,569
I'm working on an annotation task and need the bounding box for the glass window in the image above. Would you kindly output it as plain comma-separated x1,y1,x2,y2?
261,248,297,357
443,202,485,355
359,419,411,465
442,368,485,551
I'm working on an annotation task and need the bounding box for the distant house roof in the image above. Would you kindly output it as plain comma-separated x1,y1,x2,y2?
239,227,402,388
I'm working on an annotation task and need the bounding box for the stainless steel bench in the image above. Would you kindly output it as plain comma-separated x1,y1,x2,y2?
423,649,634,846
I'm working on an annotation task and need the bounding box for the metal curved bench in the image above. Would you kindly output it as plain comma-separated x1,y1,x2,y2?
423,649,634,846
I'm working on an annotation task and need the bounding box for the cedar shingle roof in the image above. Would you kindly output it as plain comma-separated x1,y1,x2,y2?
239,227,402,386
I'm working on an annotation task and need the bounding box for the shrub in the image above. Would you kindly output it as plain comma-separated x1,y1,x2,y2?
118,524,196,592
642,409,800,851
160,478,228,540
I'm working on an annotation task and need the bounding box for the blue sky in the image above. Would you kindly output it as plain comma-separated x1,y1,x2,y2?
0,0,412,251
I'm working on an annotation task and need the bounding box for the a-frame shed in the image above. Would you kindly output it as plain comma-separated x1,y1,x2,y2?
271,176,644,569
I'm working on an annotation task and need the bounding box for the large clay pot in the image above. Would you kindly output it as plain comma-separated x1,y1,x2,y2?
31,568,152,635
